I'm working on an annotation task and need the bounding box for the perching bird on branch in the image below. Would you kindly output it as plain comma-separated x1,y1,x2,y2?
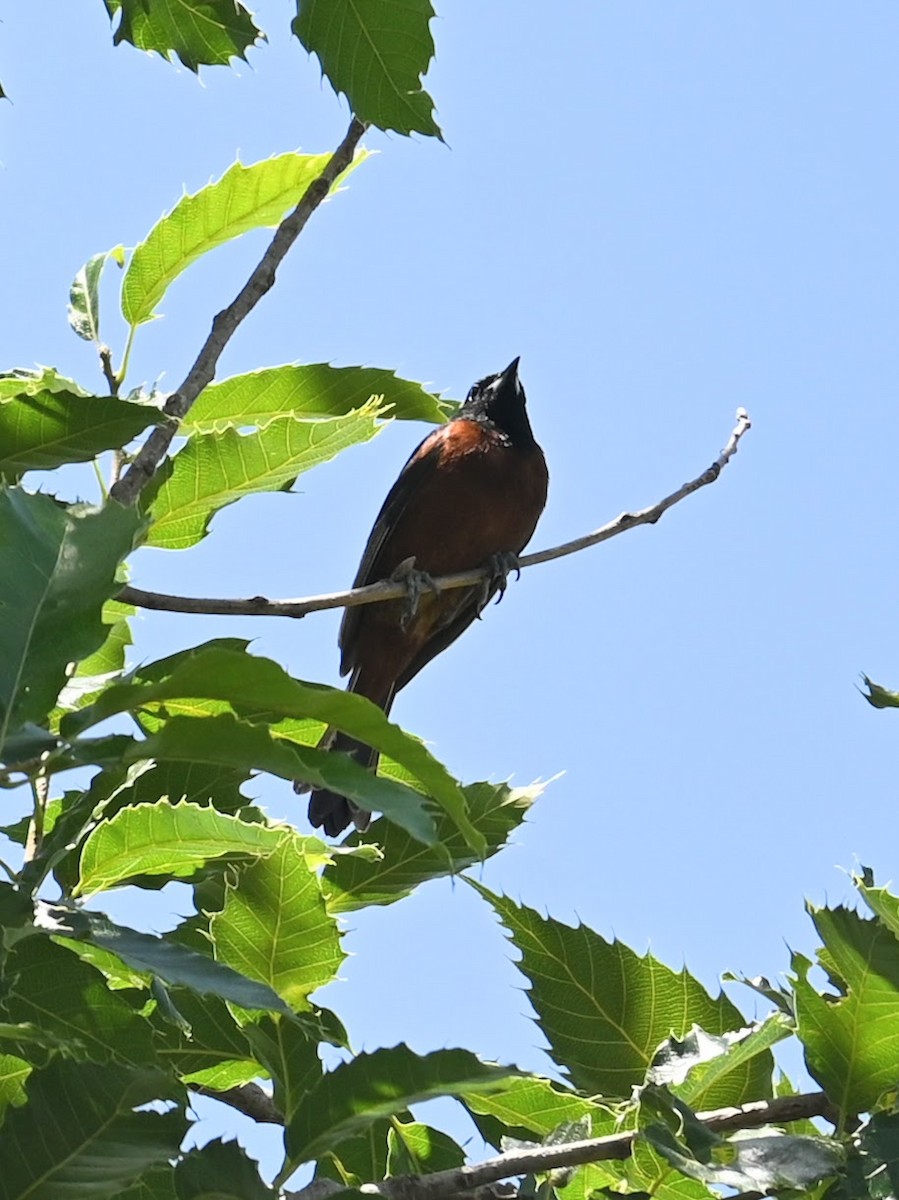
304,357,549,837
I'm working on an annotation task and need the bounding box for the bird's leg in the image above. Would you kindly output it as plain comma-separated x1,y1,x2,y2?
477,551,522,615
390,556,440,631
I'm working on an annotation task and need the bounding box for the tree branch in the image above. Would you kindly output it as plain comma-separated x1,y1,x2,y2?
118,408,751,617
290,1089,831,1200
191,1080,281,1124
108,115,368,508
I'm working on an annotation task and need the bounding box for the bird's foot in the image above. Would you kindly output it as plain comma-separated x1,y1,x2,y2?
391,557,440,630
477,551,521,615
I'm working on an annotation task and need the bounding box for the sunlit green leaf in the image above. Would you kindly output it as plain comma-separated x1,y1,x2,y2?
105,0,262,72
67,246,126,343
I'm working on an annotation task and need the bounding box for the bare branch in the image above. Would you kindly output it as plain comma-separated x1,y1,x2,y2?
108,115,368,508
118,408,751,618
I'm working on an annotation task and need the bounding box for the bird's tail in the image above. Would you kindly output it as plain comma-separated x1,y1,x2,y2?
303,668,395,838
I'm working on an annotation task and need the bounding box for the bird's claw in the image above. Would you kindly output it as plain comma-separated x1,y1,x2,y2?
477,551,521,615
391,557,440,631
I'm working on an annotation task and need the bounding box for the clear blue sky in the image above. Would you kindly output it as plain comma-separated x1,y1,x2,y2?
4,0,899,1176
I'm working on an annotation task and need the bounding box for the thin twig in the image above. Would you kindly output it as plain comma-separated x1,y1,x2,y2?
278,1088,831,1200
108,116,367,509
117,408,751,618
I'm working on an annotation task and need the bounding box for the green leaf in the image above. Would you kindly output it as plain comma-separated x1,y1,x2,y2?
174,1138,275,1199
293,0,440,138
38,903,293,1016
211,834,343,1008
833,1112,899,1200
649,1016,786,1110
646,1123,843,1194
106,0,262,72
0,1060,186,1200
285,1045,516,1167
0,390,155,477
127,714,440,846
4,936,156,1065
67,246,126,343
151,990,256,1084
0,1055,31,1120
313,1117,393,1187
244,1015,323,1121
793,903,899,1114
0,490,142,752
145,404,383,549
474,887,752,1099
387,1120,465,1175
66,643,477,849
461,1075,610,1143
855,866,899,940
122,150,367,327
184,363,453,432
0,366,91,400
77,800,287,895
323,780,539,912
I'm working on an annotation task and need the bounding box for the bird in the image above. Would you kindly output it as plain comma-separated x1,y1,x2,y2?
305,357,548,837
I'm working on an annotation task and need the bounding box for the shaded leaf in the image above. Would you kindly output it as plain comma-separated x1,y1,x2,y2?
0,1060,185,1199
122,150,366,326
474,887,751,1099
793,903,899,1114
185,363,453,432
286,1044,517,1165
0,367,91,400
67,246,126,343
37,903,292,1016
4,936,156,1065
145,404,383,549
0,490,142,752
245,1015,323,1121
106,0,262,72
294,0,440,138
387,1120,465,1175
174,1138,275,1199
211,834,343,1008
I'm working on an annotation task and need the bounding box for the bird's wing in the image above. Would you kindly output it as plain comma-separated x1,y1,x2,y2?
338,423,451,672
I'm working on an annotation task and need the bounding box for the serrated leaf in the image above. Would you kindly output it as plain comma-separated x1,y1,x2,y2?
323,780,539,913
285,1045,516,1166
855,867,899,941
77,800,287,895
65,643,477,850
128,714,440,846
106,0,262,72
0,367,91,400
835,1112,899,1200
211,834,343,1008
0,1060,185,1200
0,490,142,753
649,1016,786,1110
37,903,292,1016
646,1122,843,1194
793,903,899,1114
151,990,256,1083
145,405,383,549
387,1120,466,1175
475,887,752,1099
461,1075,607,1143
184,363,454,432
122,150,366,326
68,247,125,343
294,0,440,138
174,1138,275,1199
0,391,155,478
